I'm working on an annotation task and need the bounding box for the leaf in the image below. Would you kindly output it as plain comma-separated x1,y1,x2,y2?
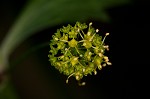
0,79,19,99
0,0,130,71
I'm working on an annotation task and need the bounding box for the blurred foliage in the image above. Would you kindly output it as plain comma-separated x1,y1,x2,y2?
0,0,130,99
0,80,19,99
0,0,129,63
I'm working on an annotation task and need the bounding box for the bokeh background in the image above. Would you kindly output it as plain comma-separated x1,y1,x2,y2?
0,0,149,99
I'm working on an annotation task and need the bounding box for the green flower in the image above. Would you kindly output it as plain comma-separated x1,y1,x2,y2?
48,22,111,85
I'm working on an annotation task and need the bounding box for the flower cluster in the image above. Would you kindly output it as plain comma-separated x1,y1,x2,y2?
48,22,111,85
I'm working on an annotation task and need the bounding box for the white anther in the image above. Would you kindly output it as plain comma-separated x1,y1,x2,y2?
100,49,104,53
65,48,68,50
94,71,97,75
77,28,80,32
107,62,112,65
98,53,103,57
104,45,109,51
75,75,80,80
82,68,85,72
104,45,109,48
89,52,92,55
80,54,83,57
96,29,99,32
104,56,109,62
106,33,109,36
81,82,86,86
102,63,106,67
98,65,102,70
89,22,92,26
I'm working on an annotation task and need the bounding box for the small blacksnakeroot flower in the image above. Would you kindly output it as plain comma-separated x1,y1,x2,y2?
48,22,112,85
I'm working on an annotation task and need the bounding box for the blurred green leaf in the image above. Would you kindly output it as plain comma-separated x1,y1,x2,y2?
0,0,130,73
0,79,19,99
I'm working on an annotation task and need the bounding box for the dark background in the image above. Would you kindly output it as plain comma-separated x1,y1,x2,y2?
0,0,149,99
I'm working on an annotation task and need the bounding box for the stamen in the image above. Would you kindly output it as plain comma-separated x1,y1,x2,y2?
102,63,106,67
79,32,84,39
98,65,102,70
98,53,103,57
75,47,81,55
78,82,86,86
79,40,85,43
101,33,110,45
80,54,83,57
92,46,96,49
82,68,85,72
89,32,96,41
89,22,92,26
60,40,68,42
88,22,92,33
96,29,99,32
64,47,70,55
104,45,109,51
94,70,97,75
107,62,112,65
77,28,80,32
66,73,75,83
104,56,109,62
106,33,109,36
